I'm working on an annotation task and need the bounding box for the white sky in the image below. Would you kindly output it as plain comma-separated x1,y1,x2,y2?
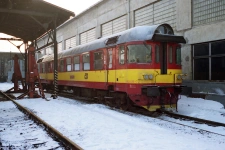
0,0,101,52
45,0,101,15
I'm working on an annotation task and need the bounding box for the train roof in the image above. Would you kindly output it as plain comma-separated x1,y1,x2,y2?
41,24,185,63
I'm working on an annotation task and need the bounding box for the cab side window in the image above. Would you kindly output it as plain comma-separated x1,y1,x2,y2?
169,46,173,63
155,45,160,63
176,47,181,65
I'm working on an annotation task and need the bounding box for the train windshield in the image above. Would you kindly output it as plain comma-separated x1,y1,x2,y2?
127,44,152,63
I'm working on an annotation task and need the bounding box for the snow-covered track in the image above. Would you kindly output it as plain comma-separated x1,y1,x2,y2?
0,91,15,101
0,104,62,149
55,90,225,137
0,90,83,150
161,110,225,128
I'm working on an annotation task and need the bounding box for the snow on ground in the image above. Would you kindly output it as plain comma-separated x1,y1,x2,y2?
177,96,225,123
0,82,14,91
1,82,225,150
0,102,62,149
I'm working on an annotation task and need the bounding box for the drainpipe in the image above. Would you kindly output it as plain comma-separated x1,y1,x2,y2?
128,0,130,29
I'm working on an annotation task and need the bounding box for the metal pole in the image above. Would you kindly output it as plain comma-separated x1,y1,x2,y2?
53,16,58,99
24,42,28,90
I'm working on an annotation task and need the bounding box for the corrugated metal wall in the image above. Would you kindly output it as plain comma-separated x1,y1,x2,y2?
134,0,176,28
57,42,62,53
80,28,96,45
193,0,225,26
135,5,153,26
102,15,126,37
65,36,76,50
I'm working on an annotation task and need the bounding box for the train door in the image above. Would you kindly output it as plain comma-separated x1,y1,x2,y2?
115,45,126,91
106,47,115,88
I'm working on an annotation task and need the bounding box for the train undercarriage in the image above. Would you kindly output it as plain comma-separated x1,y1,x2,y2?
42,83,187,113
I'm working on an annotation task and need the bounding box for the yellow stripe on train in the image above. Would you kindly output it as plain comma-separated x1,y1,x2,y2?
39,69,183,84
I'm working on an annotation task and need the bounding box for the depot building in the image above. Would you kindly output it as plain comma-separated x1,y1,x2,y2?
36,0,225,102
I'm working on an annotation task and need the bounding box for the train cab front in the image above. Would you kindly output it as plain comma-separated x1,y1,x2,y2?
141,84,191,112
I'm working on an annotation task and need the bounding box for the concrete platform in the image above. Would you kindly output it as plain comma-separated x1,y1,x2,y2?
182,80,225,108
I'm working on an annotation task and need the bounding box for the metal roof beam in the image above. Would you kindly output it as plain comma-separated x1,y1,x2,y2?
0,38,23,41
0,8,54,17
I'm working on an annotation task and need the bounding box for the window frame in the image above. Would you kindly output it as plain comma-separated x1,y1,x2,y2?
127,44,152,64
155,45,160,63
176,46,181,65
73,55,80,71
94,50,104,70
169,46,173,64
119,45,125,65
193,40,225,80
59,59,64,72
82,53,90,70
66,57,72,72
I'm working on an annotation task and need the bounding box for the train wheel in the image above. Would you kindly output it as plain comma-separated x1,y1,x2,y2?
115,96,122,109
98,95,105,104
110,98,116,107
120,97,130,111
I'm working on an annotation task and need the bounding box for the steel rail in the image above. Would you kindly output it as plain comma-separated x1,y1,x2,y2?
0,90,83,150
160,110,225,127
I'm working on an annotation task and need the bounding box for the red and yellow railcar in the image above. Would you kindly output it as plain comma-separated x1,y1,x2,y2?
38,24,190,112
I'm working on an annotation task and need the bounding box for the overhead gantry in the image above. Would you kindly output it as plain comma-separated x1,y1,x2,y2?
0,0,75,99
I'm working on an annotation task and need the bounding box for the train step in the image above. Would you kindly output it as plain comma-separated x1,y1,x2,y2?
104,96,114,99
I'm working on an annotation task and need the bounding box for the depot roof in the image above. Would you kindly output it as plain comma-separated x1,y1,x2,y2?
0,0,75,41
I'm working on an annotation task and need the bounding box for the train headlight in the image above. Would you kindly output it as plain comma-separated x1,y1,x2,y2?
177,74,182,80
148,74,153,80
143,74,148,80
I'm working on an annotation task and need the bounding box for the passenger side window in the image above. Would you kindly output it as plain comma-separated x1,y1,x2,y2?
94,51,103,70
43,63,46,73
38,63,40,73
66,58,72,71
60,59,64,72
51,61,54,71
74,56,80,71
155,45,160,63
47,62,51,73
119,45,125,64
83,53,90,70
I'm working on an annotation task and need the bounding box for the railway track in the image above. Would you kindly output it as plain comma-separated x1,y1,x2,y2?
159,110,225,128
56,91,225,136
0,90,83,150
0,105,62,149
